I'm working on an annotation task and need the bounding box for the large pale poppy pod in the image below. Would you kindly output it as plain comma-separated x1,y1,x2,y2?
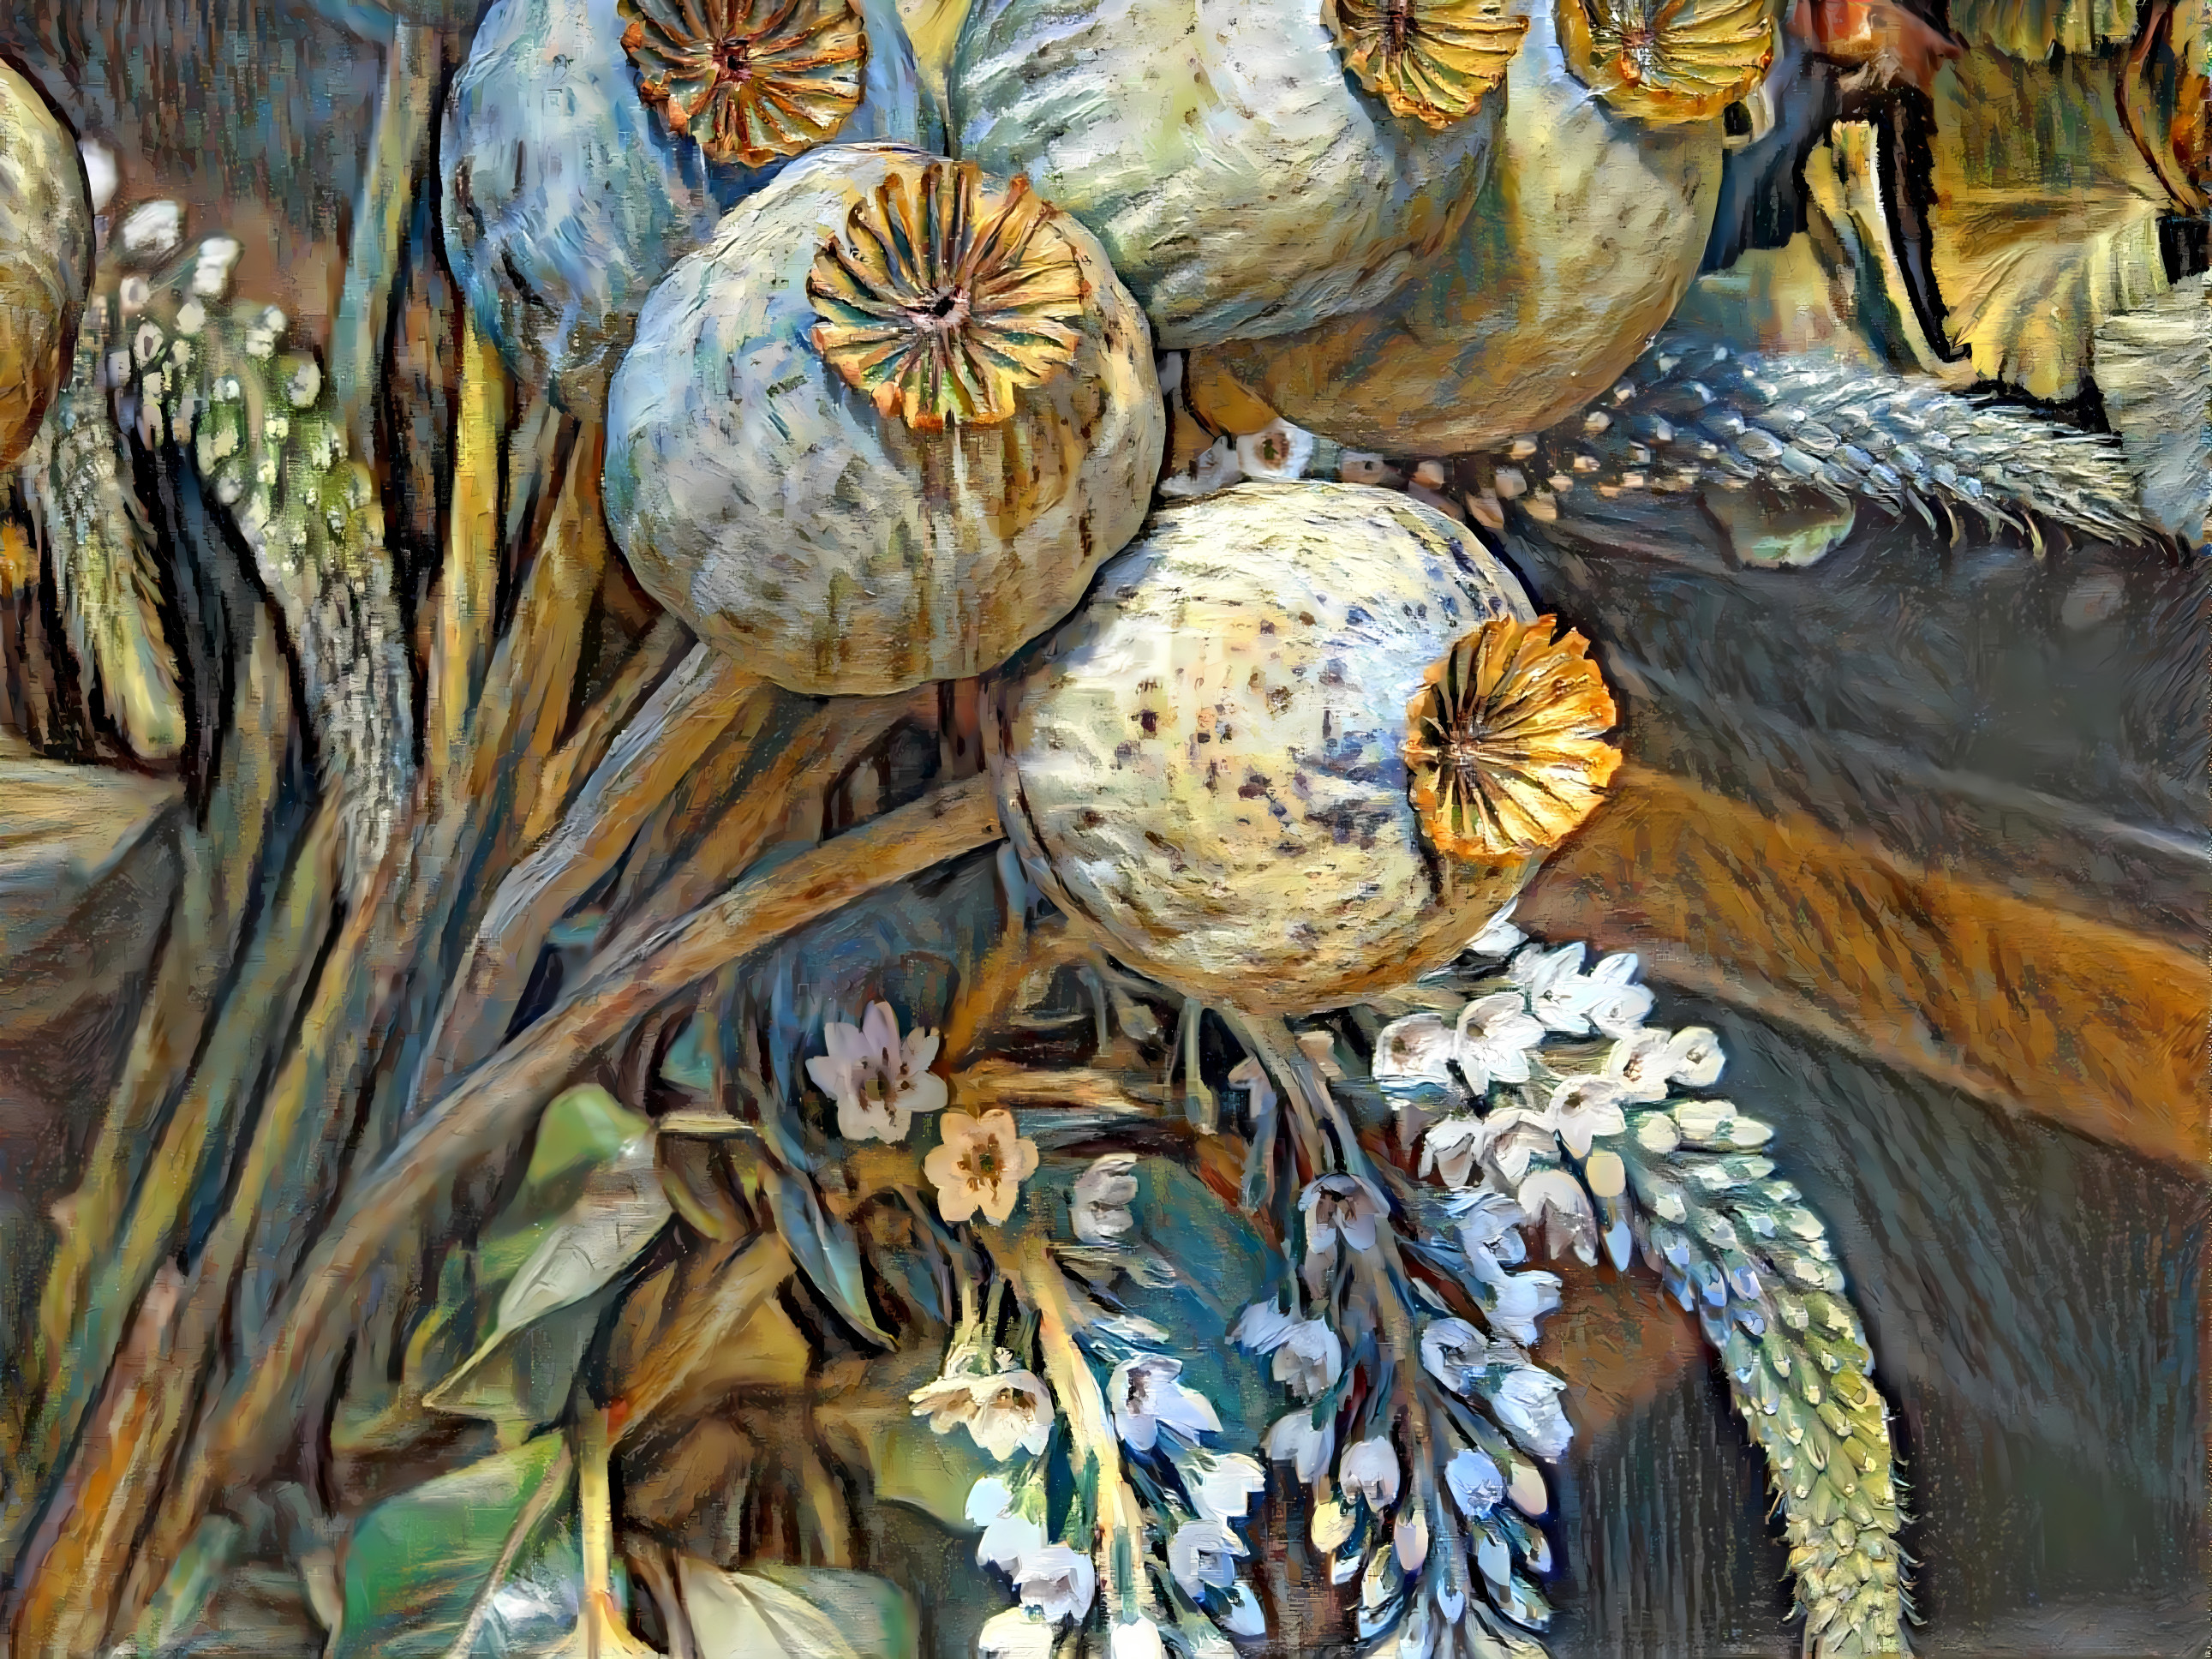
986,482,1622,1015
0,60,93,472
439,0,922,414
602,145,1163,697
1198,2,1729,454
946,0,1521,349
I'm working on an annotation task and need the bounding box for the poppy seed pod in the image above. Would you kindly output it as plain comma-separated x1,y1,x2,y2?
0,62,93,472
1198,0,1731,452
947,0,1522,349
986,482,1623,1014
440,0,924,414
602,144,1163,697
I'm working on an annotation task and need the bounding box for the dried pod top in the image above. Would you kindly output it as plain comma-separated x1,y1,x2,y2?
806,160,1087,429
620,0,872,167
1556,0,1777,122
1323,0,1530,127
0,62,93,471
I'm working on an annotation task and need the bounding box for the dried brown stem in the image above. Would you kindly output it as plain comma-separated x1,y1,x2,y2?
526,614,694,847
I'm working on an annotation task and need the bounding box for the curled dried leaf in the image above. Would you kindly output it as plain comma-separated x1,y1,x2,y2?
807,159,1089,430
1403,615,1622,859
1324,0,1531,125
1556,0,1777,122
619,0,870,167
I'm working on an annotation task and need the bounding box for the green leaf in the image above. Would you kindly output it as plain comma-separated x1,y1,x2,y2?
817,1347,1001,1532
761,1161,894,1346
481,1086,655,1285
333,1434,577,1659
679,1560,920,1659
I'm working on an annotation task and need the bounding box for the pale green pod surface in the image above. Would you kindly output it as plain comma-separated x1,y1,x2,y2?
948,0,1519,350
0,62,93,473
989,482,1623,1015
1208,2,1725,452
441,0,922,415
603,144,1164,698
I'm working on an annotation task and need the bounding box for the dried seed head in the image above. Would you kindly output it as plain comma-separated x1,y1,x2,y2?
807,159,1088,429
1402,614,1621,859
1555,0,1775,122
1324,0,1529,124
619,0,870,167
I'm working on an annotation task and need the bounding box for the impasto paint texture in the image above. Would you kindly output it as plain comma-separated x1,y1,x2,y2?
0,0,2203,1655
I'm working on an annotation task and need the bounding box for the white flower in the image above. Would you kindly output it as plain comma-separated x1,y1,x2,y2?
1270,1321,1343,1398
1236,418,1316,482
1372,1013,1462,1099
1223,1583,1268,1638
1337,1436,1401,1511
1586,981,1655,1039
1109,1355,1221,1452
1510,943,1602,1034
806,1002,948,1143
1515,1167,1599,1264
967,1477,1047,1571
1394,1507,1431,1570
1666,1026,1726,1087
1589,950,1640,987
1476,1526,1511,1588
1420,1117,1485,1189
1182,1450,1267,1525
1072,1153,1140,1243
1604,1028,1675,1103
1546,1075,1628,1158
977,1607,1056,1659
1444,1448,1504,1517
1453,993,1544,1092
911,1366,1055,1461
1013,1544,1096,1623
1472,1261,1562,1346
1299,1173,1385,1261
1159,434,1242,500
1468,901,1526,958
120,199,183,257
1419,1317,1493,1395
1227,1056,1276,1124
1168,1520,1246,1594
1230,1302,1297,1352
1109,1615,1168,1659
80,141,118,213
1484,1367,1573,1460
1451,1189,1528,1267
1264,1410,1335,1484
924,1110,1041,1225
1471,1108,1556,1185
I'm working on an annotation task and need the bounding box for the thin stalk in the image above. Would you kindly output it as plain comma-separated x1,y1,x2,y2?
525,614,693,847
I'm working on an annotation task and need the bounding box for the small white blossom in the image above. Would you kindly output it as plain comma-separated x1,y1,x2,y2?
1109,1615,1168,1659
1168,1520,1246,1594
1419,1317,1492,1395
1223,1584,1268,1638
1472,1260,1563,1346
924,1110,1041,1226
1476,1527,1511,1588
977,1607,1055,1659
1372,1014,1464,1101
1182,1449,1267,1524
1445,1448,1504,1517
1270,1320,1343,1398
1605,1028,1676,1102
1160,434,1241,500
1300,1173,1385,1261
806,1002,948,1144
1072,1153,1140,1243
120,199,182,257
1420,1117,1485,1189
1468,901,1526,958
1013,1544,1096,1623
1394,1507,1431,1569
1338,1436,1401,1511
1451,1188,1528,1267
1109,1355,1221,1451
911,1365,1054,1461
1516,1166,1599,1264
1547,1075,1629,1159
1237,418,1316,482
967,1477,1047,1571
1229,1302,1297,1351
1666,1026,1726,1087
1453,992,1545,1091
1510,943,1603,1034
1484,1367,1573,1460
1264,1410,1335,1484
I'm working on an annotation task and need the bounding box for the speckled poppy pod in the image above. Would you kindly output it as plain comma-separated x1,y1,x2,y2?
439,0,922,414
0,61,93,471
985,482,1623,1015
1195,0,1731,453
946,0,1522,349
601,144,1163,697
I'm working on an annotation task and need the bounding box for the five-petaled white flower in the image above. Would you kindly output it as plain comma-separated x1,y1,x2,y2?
1182,1450,1267,1525
1453,992,1545,1092
1013,1544,1096,1623
1605,1027,1676,1102
1338,1436,1401,1511
911,1363,1055,1461
1265,1410,1335,1484
1547,1075,1629,1159
924,1109,1041,1226
806,1001,949,1143
1445,1447,1504,1517
1109,1354,1221,1451
1372,1013,1464,1102
1300,1173,1385,1263
1421,1116,1486,1189
1071,1153,1140,1243
1485,1363,1573,1459
1168,1519,1246,1594
977,1607,1055,1659
1420,1316,1495,1395
1666,1025,1725,1086
967,1476,1047,1571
